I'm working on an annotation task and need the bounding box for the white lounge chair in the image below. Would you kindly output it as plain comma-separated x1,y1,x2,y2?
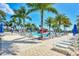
53,38,77,56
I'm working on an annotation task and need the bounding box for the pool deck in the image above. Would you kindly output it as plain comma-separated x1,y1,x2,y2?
0,33,77,56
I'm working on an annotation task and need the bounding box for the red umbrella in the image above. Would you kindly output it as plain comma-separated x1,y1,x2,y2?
39,28,48,34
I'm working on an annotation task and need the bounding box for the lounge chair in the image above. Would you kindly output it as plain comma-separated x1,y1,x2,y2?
52,38,77,56
0,33,5,36
53,43,75,55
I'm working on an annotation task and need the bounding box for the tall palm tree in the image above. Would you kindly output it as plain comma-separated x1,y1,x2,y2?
55,14,71,33
17,6,32,26
0,10,6,39
54,14,64,33
11,18,19,31
11,6,32,32
51,19,58,36
77,22,79,31
0,10,6,23
26,3,58,39
11,10,22,30
61,16,71,33
45,17,54,36
77,15,79,32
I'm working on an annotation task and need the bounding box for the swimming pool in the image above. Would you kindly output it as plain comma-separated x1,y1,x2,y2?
32,32,48,37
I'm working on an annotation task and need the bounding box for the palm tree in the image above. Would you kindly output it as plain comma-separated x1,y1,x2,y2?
61,16,71,33
11,10,22,30
25,23,32,31
25,23,38,32
5,20,13,32
77,15,79,32
54,14,64,33
0,10,6,39
11,17,17,30
17,6,32,26
77,22,79,31
31,24,38,31
55,14,71,34
26,3,58,39
51,19,58,36
11,6,32,32
45,17,54,37
0,10,6,23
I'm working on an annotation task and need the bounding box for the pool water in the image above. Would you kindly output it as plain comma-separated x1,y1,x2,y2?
32,32,49,37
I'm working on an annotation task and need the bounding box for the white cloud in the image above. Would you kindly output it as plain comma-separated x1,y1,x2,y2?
0,3,14,15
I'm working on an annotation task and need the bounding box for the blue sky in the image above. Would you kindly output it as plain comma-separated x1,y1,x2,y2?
0,3,79,30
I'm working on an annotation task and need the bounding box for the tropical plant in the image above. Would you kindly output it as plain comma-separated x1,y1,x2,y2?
45,17,54,35
17,6,32,25
0,10,6,23
77,16,79,32
77,22,79,31
5,21,13,31
54,14,71,33
26,3,58,39
11,6,32,32
51,19,58,36
61,16,71,33
54,14,63,32
25,23,38,32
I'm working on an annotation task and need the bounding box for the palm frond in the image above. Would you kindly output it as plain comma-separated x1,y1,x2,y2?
26,16,32,21
27,8,38,15
46,7,58,14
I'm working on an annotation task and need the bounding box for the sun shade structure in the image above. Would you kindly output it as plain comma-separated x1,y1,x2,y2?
39,28,48,34
72,24,78,36
0,23,4,33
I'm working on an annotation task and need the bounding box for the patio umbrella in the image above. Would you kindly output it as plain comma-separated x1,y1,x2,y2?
39,28,48,34
0,23,4,33
72,24,78,36
0,23,4,40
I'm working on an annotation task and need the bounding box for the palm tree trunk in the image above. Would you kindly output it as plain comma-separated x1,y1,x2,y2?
58,21,61,34
13,23,16,32
54,28,57,37
23,19,25,32
64,26,66,35
49,25,50,34
58,24,61,34
40,10,44,40
53,27,57,37
49,25,51,38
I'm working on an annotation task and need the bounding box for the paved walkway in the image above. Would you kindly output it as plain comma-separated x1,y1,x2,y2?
16,43,65,56
0,34,74,56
